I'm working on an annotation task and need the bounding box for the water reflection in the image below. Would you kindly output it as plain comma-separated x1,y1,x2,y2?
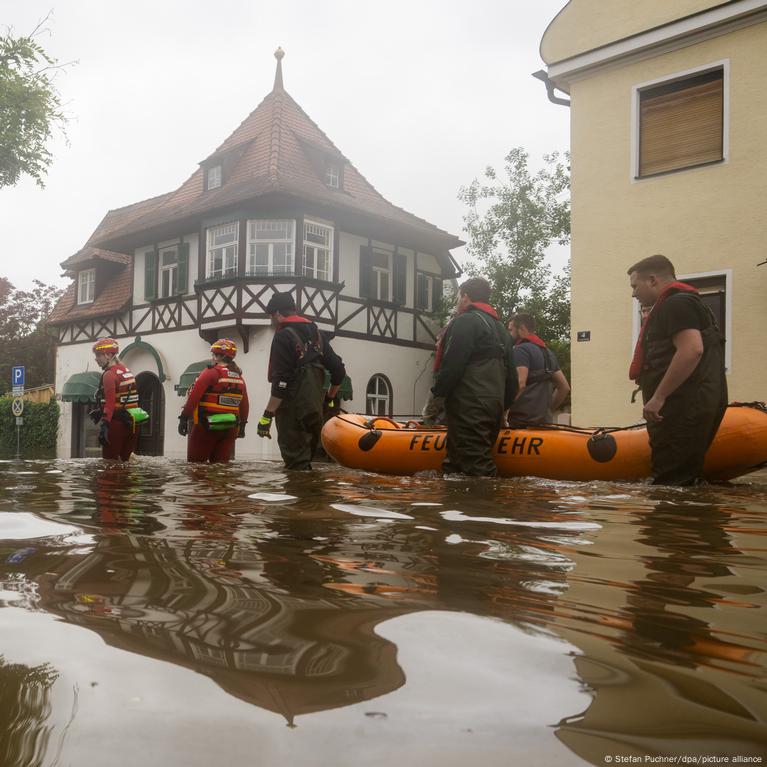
1,459,766,764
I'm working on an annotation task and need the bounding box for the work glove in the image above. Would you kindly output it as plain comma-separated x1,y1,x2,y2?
98,420,110,447
257,411,274,439
238,421,247,439
421,395,445,426
178,416,189,437
88,408,103,425
323,394,341,420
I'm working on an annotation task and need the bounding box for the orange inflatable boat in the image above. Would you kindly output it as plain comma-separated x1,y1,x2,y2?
321,403,767,481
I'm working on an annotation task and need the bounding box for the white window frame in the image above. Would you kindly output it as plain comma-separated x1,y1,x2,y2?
366,374,392,416
77,268,95,304
630,268,732,372
207,165,222,190
325,164,340,189
630,59,729,183
371,249,393,302
246,219,295,276
303,220,333,282
159,246,178,298
206,222,239,279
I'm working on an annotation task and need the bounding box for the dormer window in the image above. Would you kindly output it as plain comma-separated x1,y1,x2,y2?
207,164,222,190
325,163,340,189
77,268,95,304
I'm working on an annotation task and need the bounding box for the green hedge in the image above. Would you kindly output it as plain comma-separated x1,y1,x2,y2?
0,397,59,458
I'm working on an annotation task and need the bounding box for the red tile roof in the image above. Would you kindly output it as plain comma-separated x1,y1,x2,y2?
89,57,463,249
61,246,132,271
48,263,133,325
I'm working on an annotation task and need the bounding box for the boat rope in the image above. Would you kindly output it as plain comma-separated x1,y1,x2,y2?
336,402,765,434
729,400,767,413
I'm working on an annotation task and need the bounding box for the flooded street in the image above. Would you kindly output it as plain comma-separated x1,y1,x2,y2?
1,458,766,766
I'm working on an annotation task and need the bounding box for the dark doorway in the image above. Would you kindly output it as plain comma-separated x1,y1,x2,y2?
135,372,165,456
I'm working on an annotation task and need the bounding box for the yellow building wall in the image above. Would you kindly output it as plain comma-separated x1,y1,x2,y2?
541,0,726,64
569,22,767,426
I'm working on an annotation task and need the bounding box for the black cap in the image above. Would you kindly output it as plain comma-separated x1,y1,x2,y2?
265,291,296,315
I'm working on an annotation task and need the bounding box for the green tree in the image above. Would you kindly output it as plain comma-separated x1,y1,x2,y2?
0,22,68,188
459,148,571,354
0,279,63,394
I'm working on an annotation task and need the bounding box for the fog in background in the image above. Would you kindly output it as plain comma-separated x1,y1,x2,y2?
0,0,570,290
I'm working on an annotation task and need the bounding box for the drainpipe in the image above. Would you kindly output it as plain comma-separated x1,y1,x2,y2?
532,70,571,107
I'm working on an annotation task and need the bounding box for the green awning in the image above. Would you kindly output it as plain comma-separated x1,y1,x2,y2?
61,371,102,403
175,360,209,396
323,372,353,401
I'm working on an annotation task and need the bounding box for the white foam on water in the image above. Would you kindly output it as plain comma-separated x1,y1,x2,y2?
330,503,413,520
45,470,63,474
414,525,438,531
411,502,443,507
440,509,601,531
445,533,464,544
0,590,25,603
247,492,298,502
0,513,82,541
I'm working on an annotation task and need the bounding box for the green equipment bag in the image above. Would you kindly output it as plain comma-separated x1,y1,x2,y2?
127,407,150,425
206,412,238,431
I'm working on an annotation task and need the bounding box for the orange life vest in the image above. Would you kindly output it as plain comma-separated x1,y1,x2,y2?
195,363,245,424
99,363,139,411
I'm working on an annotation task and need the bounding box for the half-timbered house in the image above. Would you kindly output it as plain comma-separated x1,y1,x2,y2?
49,50,463,459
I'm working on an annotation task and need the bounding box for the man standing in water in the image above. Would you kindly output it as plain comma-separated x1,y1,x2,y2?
506,313,570,427
91,338,141,461
431,278,518,476
628,254,727,485
257,292,346,470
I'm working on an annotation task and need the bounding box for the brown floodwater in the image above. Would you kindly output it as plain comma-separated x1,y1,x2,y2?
1,457,766,767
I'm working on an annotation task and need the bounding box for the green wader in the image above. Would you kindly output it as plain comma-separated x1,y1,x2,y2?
443,358,506,477
275,363,325,470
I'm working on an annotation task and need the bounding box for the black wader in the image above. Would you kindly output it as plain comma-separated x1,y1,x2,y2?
443,358,506,476
641,295,728,486
275,364,325,470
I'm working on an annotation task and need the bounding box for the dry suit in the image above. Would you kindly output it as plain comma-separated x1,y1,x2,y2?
96,363,140,461
181,363,249,463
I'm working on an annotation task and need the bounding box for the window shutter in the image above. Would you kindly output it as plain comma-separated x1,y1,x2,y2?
176,242,190,295
359,246,372,298
393,252,407,305
144,249,158,301
434,277,443,309
639,71,723,177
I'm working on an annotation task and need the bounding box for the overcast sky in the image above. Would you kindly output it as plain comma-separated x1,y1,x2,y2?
1,0,570,291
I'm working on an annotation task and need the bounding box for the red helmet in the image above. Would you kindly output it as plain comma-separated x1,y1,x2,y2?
211,338,237,359
93,337,119,355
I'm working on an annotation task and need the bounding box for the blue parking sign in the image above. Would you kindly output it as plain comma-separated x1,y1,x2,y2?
12,366,25,387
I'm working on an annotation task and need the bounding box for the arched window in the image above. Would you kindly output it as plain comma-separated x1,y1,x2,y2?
366,374,392,416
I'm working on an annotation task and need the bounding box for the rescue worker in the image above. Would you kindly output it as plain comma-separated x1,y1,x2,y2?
431,278,518,476
506,313,570,427
178,339,249,463
90,338,141,461
257,292,346,470
628,254,728,485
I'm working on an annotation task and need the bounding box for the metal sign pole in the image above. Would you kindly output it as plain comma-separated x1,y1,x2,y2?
16,423,21,459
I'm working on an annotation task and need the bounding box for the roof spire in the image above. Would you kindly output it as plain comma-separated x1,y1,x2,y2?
273,47,285,92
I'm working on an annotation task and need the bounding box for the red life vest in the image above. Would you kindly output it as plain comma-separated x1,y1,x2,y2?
195,363,245,423
99,363,139,415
